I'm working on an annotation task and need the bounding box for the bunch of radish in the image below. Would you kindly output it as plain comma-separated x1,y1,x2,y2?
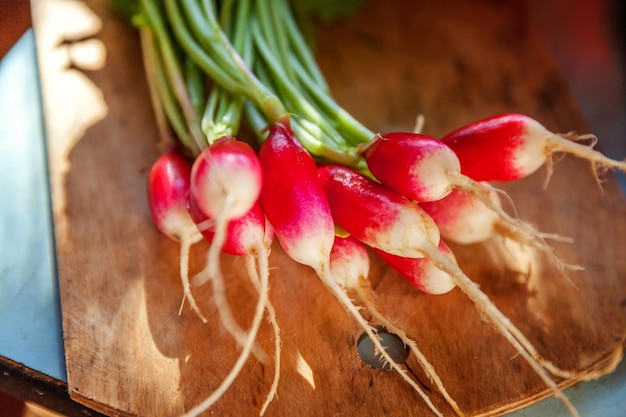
121,0,626,416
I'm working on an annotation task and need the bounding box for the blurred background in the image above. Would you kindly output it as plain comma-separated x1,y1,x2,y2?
1,0,624,415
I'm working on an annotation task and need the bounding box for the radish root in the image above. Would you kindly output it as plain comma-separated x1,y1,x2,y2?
193,198,268,362
425,244,583,417
245,252,282,416
317,264,446,417
177,231,208,322
352,281,464,416
451,173,582,277
549,132,626,180
182,240,270,417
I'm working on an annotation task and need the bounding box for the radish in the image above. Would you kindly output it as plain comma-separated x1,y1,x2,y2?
187,196,268,257
318,163,583,417
190,136,262,221
360,132,479,203
372,240,456,295
317,164,440,259
257,120,336,267
419,188,581,274
147,150,206,321
330,236,462,416
441,113,626,183
258,120,444,414
360,131,570,263
187,136,270,363
182,234,271,417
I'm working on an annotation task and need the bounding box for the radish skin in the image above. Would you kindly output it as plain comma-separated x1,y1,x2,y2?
259,121,444,415
147,151,206,322
190,136,262,221
442,113,626,182
373,240,456,295
319,164,582,417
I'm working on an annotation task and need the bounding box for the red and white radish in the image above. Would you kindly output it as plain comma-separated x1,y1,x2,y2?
318,163,581,417
317,164,440,259
372,240,456,295
147,150,206,321
258,120,439,413
360,132,475,202
190,136,262,221
188,197,269,257
330,236,462,416
257,121,335,267
360,131,568,259
441,113,626,183
419,188,581,274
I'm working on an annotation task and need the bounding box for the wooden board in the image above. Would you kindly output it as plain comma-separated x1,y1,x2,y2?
32,0,626,416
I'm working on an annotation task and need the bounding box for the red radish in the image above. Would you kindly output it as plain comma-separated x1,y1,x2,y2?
258,120,336,267
187,196,268,257
420,188,502,244
147,151,206,322
360,132,569,258
190,136,262,221
373,240,456,295
360,132,473,202
258,120,438,413
319,163,581,417
317,164,440,259
330,236,462,416
441,113,626,182
419,188,580,274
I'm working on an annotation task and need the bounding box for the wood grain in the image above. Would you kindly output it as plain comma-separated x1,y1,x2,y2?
33,0,626,416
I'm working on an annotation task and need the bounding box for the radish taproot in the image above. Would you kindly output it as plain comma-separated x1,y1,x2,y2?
330,236,462,416
182,233,271,417
318,163,582,417
441,113,626,183
257,120,445,415
419,188,581,274
147,150,206,321
187,195,281,416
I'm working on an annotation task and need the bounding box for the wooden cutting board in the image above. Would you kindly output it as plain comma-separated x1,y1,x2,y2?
32,0,626,416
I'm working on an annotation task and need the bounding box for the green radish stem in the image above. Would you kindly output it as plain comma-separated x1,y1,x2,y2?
140,0,205,154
